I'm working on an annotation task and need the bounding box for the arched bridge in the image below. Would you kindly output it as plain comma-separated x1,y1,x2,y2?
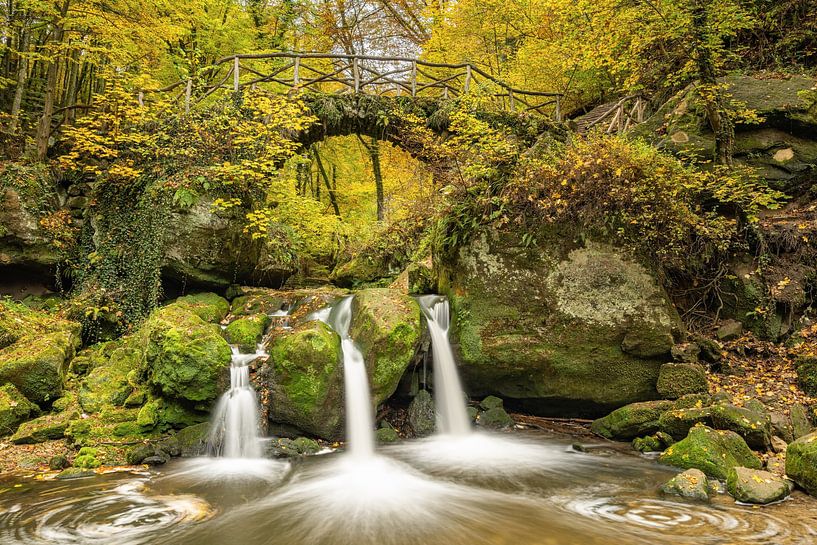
140,52,564,121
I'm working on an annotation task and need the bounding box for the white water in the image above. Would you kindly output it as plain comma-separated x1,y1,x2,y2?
417,295,471,436
325,296,376,458
207,346,266,458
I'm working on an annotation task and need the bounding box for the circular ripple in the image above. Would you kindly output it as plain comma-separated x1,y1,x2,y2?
559,496,802,543
0,479,213,545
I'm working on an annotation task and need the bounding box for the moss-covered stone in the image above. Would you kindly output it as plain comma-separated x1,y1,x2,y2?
11,410,77,444
478,406,514,429
408,389,435,437
330,255,388,287
73,447,102,469
0,299,72,348
440,231,684,414
785,430,817,495
376,426,400,442
660,468,711,501
141,304,232,403
49,454,69,470
0,328,80,405
658,407,713,440
656,363,708,399
350,288,421,404
727,467,792,504
659,425,761,480
230,291,286,316
79,346,141,413
480,395,504,410
711,404,772,450
175,422,210,456
590,400,674,440
55,467,96,480
224,314,271,352
0,383,39,435
790,403,813,439
267,320,343,439
171,293,230,323
633,431,674,453
795,356,817,397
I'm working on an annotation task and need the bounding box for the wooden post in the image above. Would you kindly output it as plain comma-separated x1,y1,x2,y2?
185,79,192,114
294,57,300,87
352,57,360,93
233,56,240,93
411,61,417,97
138,92,144,107
464,65,471,93
443,86,449,99
555,96,561,122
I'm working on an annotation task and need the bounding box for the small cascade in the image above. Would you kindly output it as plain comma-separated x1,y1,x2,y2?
323,296,376,458
207,346,266,458
418,295,471,436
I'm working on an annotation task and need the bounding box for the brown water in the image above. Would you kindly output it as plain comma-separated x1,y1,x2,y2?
1,432,816,545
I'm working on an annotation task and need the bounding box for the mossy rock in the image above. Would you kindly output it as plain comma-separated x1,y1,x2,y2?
727,466,792,504
230,291,286,316
330,255,388,287
136,397,205,432
175,422,210,456
590,400,674,440
659,425,761,480
656,363,708,399
658,407,713,440
376,427,400,443
480,395,504,410
710,404,772,450
795,356,817,397
478,407,514,429
440,231,684,414
0,299,76,349
267,320,343,439
140,304,232,403
790,403,813,439
11,410,78,444
0,329,81,405
171,293,230,323
73,447,102,469
633,431,673,453
785,430,817,495
79,346,141,413
408,389,435,437
0,383,39,435
350,288,421,404
660,468,711,501
224,314,271,352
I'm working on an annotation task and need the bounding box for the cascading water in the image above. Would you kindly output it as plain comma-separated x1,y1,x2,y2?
324,296,376,458
418,295,471,436
207,346,266,458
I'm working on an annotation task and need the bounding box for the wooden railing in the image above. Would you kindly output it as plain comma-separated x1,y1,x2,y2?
139,52,564,120
581,95,648,134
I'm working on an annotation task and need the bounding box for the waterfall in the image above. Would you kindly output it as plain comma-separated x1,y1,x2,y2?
418,295,471,436
324,296,376,458
207,346,265,458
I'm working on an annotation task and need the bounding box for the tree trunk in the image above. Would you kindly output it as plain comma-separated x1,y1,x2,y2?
36,0,70,161
9,26,29,134
312,145,341,216
358,135,385,221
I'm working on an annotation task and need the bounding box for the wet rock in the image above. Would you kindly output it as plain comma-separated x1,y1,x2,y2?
658,407,713,440
408,389,436,437
55,467,96,480
0,383,39,435
11,411,77,444
785,430,817,495
656,363,708,399
659,425,761,480
142,455,169,466
716,320,743,341
440,231,684,412
224,314,271,353
591,400,674,440
479,395,505,411
727,467,793,504
48,454,69,470
710,404,772,449
267,437,322,457
478,407,514,429
632,434,663,453
766,455,786,476
660,468,711,501
795,356,817,396
127,444,158,465
175,422,210,456
230,291,286,316
375,427,399,443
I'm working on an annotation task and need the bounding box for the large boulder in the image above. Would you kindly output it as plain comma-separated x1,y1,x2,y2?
163,197,296,289
265,320,343,439
0,383,39,435
710,404,772,450
785,430,817,495
350,288,421,402
659,425,761,480
591,400,674,440
79,344,141,413
224,315,271,353
440,231,684,416
656,363,708,399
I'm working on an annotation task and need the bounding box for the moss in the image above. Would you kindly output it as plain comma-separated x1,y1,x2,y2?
171,293,230,323
786,430,817,495
478,406,514,429
11,410,78,444
795,356,817,396
175,422,210,456
350,288,421,404
79,346,141,413
141,304,232,403
726,467,792,504
230,291,286,316
656,363,708,399
0,329,81,405
590,400,675,440
73,446,102,469
268,321,342,439
376,427,400,443
224,314,271,352
660,469,711,501
0,299,76,349
710,404,771,449
658,407,713,440
659,425,761,480
0,383,39,435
